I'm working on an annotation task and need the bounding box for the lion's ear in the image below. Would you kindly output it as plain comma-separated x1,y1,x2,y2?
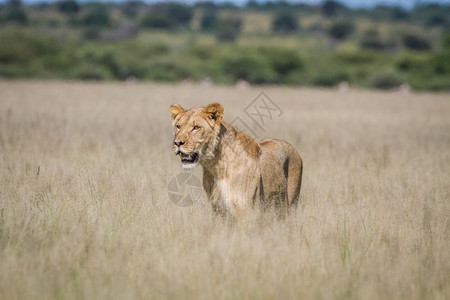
204,103,223,123
169,104,185,120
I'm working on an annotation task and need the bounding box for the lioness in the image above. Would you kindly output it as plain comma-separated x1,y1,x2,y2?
169,102,302,218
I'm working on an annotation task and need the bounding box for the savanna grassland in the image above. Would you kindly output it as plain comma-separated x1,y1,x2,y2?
0,80,449,299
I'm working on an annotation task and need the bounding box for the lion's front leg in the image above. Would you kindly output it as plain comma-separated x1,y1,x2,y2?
202,168,227,216
222,165,261,218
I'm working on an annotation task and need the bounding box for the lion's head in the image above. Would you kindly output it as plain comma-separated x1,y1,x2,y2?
169,103,224,169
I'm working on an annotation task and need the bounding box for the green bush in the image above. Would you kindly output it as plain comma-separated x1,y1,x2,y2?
72,63,112,80
220,51,275,84
81,7,111,27
0,29,60,64
82,28,101,40
145,60,190,82
395,54,431,72
322,0,341,18
359,29,386,51
200,11,217,31
56,0,80,15
5,7,27,24
141,13,172,29
259,47,304,76
272,12,298,33
165,3,193,26
333,51,382,65
431,51,450,74
121,1,141,19
402,33,431,51
369,71,404,89
311,69,350,87
215,17,242,42
328,20,355,40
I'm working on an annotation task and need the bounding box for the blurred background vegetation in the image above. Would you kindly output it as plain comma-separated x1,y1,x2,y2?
0,0,449,90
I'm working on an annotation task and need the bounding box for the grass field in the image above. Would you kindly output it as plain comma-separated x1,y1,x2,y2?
0,80,449,299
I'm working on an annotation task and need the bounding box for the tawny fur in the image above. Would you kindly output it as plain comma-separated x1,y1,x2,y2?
169,103,303,218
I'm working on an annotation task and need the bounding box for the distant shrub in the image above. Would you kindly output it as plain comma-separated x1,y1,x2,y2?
431,51,450,74
272,12,298,33
141,13,172,29
0,29,59,64
311,69,350,87
322,0,340,18
220,52,275,84
125,41,170,59
72,63,112,80
260,47,304,76
395,54,430,72
82,28,101,40
215,17,242,42
81,7,111,27
121,1,141,19
200,11,218,31
145,61,190,82
360,37,386,51
369,71,404,89
5,7,28,24
328,21,355,40
402,34,431,51
333,51,381,65
425,15,447,27
165,3,193,26
189,44,215,60
391,7,409,21
359,28,386,51
56,0,79,15
442,31,450,49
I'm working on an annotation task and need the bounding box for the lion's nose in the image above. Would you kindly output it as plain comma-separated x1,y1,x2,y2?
174,140,185,147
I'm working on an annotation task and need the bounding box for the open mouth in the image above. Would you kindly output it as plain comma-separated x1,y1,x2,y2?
179,152,199,164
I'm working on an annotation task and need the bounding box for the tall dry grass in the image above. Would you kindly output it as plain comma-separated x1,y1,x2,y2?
0,80,449,300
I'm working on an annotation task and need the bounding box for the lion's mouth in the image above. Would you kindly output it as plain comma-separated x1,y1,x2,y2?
179,152,199,164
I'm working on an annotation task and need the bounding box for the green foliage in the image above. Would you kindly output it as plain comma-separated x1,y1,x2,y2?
200,10,218,31
215,17,242,42
425,14,447,27
311,69,350,87
333,51,382,65
165,3,193,26
0,29,59,64
431,51,450,74
402,33,431,51
443,31,450,49
141,13,172,29
121,1,141,19
72,63,112,80
259,47,304,76
328,21,355,40
395,53,430,72
82,28,101,40
145,60,190,82
391,7,409,21
0,1,448,91
359,28,386,51
369,71,404,89
322,1,341,18
81,7,111,27
3,0,28,24
272,12,298,33
56,0,79,15
220,51,275,83
5,8,27,24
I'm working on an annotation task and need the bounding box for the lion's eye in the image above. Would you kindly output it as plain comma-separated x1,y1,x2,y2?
193,126,200,131
175,124,180,130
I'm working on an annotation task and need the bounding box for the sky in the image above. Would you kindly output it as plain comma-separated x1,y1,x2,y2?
11,0,450,9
